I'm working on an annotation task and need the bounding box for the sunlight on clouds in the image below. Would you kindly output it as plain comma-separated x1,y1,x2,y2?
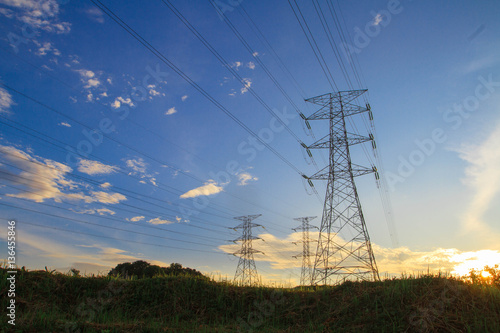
180,180,223,199
148,217,175,225
0,144,127,204
237,172,258,186
78,159,117,175
219,232,500,278
127,216,145,222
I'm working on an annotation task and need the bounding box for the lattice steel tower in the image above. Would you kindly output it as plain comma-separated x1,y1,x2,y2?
292,216,318,286
304,90,380,285
232,214,263,286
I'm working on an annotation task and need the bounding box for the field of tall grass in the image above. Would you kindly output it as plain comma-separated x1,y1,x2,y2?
1,267,499,332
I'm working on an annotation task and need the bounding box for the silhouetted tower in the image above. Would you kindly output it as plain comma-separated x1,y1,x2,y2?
292,216,318,286
232,214,263,286
304,90,380,285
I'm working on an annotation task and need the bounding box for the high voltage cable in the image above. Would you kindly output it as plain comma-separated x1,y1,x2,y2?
0,44,300,217
163,0,304,145
0,179,225,243
287,0,339,92
0,201,221,248
0,86,295,232
89,0,305,177
238,4,308,98
0,215,227,255
0,125,293,235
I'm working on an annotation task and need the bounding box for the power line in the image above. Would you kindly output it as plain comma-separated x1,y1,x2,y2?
90,0,305,176
0,215,227,255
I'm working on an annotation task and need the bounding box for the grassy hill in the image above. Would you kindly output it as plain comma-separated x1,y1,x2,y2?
1,268,499,332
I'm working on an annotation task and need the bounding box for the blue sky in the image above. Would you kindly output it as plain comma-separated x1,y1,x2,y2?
0,0,499,284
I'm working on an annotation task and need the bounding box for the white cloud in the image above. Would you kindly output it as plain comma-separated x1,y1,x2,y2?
247,62,255,70
125,158,147,174
58,122,71,127
231,61,242,69
100,92,108,97
127,216,145,222
0,87,14,114
372,13,383,26
180,180,223,199
85,78,100,89
86,92,93,102
82,191,127,204
252,51,259,57
78,159,117,176
241,78,252,94
100,182,112,189
75,69,101,89
85,7,104,24
35,42,60,56
0,144,127,204
76,69,95,78
149,89,160,96
111,100,120,109
71,207,116,216
148,217,175,225
165,107,177,115
219,232,500,281
457,121,500,234
0,0,71,34
111,96,134,109
181,95,188,102
237,172,258,186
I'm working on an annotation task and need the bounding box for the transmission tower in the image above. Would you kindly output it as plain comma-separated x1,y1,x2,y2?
304,90,380,285
292,216,318,286
232,214,263,286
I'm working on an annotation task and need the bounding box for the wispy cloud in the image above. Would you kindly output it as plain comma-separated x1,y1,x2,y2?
180,180,223,199
85,7,104,24
0,0,71,34
125,158,147,174
127,216,145,222
148,217,175,225
58,122,71,127
0,87,14,114
77,159,118,176
247,62,255,70
457,120,500,234
35,41,60,56
372,13,383,26
241,78,252,94
71,207,116,216
237,172,258,186
181,95,188,102
0,144,126,204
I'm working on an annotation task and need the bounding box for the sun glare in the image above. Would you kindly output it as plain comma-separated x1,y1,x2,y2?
481,270,492,278
450,250,500,277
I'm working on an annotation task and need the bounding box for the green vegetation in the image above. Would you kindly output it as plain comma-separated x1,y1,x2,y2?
1,265,499,332
108,260,206,280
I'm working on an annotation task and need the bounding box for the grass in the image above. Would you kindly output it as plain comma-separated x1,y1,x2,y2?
1,268,499,332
